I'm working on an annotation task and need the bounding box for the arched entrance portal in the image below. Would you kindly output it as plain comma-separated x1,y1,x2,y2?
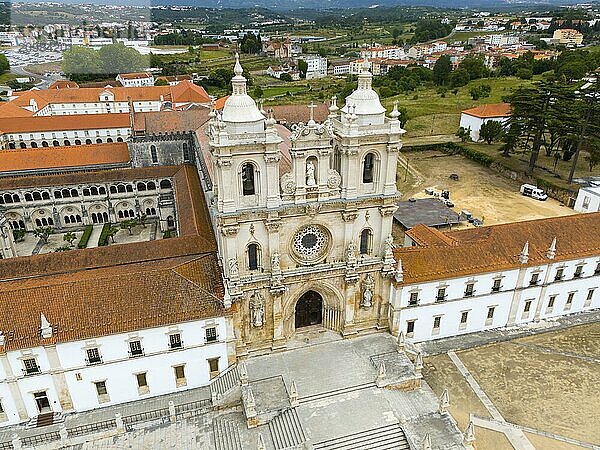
295,291,323,329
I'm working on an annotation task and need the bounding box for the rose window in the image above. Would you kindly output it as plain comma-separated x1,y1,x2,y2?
292,225,328,261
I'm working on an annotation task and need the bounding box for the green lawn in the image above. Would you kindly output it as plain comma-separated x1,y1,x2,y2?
200,49,230,60
0,72,16,85
262,85,308,98
445,29,511,43
382,76,534,137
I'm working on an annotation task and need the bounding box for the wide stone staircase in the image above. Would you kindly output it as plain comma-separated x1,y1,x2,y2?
298,382,375,405
210,365,240,406
268,407,307,449
312,422,409,450
212,414,243,450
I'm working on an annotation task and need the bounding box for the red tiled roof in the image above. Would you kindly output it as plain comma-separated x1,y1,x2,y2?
395,213,600,284
0,142,130,174
462,103,511,118
169,80,211,104
48,80,79,89
118,72,152,80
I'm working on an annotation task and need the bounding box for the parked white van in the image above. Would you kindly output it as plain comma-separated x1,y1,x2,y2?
520,184,548,201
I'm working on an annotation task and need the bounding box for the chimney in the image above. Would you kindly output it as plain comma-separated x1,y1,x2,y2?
40,313,52,338
547,237,557,260
395,258,404,282
519,241,529,264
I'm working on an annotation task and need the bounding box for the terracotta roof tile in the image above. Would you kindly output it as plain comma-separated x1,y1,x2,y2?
461,103,511,118
133,109,209,133
394,213,600,284
0,101,35,118
48,80,80,89
118,72,152,80
169,80,211,104
0,143,130,174
271,102,330,125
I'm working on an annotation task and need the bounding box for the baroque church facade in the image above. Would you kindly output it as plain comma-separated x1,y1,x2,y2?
206,55,405,354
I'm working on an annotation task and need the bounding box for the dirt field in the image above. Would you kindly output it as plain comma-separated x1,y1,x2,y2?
424,322,600,450
397,150,576,226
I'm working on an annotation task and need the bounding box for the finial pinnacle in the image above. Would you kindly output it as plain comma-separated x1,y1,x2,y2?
234,53,243,76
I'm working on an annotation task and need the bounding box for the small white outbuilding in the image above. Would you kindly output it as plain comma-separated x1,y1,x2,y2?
459,102,511,141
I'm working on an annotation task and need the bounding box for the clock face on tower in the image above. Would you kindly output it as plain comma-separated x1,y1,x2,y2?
291,225,330,264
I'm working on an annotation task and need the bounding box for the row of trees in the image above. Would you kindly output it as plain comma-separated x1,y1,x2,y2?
503,79,600,178
62,43,148,82
154,30,215,46
410,19,453,44
433,55,489,88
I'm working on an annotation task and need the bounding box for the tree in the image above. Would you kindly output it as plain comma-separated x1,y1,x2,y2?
297,59,308,79
479,121,505,144
0,54,9,73
584,138,600,171
448,68,469,88
139,214,147,228
455,127,472,142
240,33,262,54
12,229,25,242
154,78,168,86
469,84,491,100
253,85,263,98
280,73,293,82
33,227,54,243
433,55,452,86
458,56,488,80
97,43,146,75
62,46,102,77
516,68,533,80
63,231,77,247
120,219,138,235
106,226,119,243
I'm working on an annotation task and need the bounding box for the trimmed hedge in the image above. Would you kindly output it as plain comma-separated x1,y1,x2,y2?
97,223,111,247
77,225,94,249
403,142,494,167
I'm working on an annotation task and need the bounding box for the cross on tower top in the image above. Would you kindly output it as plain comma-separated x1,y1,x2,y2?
308,102,317,123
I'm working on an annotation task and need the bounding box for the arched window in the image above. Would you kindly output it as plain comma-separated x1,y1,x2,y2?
126,184,133,193
8,143,15,149
90,187,98,196
99,187,106,195
117,137,123,142
42,192,50,200
96,138,103,144
137,182,146,191
48,218,54,226
76,215,82,223
118,210,124,219
182,142,190,162
30,142,38,148
74,139,82,145
42,141,49,147
53,140,59,146
241,163,255,196
128,209,135,218
102,212,108,222
62,189,71,198
83,188,90,196
363,153,375,183
64,215,71,224
19,220,25,229
85,139,92,145
12,194,19,203
247,243,260,270
167,215,175,229
41,218,48,226
54,191,62,199
360,229,373,255
110,186,117,194
4,194,12,204
160,180,172,189
33,192,41,201
146,181,156,190
19,142,26,149
35,218,41,227
117,184,126,193
25,193,33,202
106,138,113,143
91,213,98,224
150,145,158,164
64,140,71,146
71,189,78,197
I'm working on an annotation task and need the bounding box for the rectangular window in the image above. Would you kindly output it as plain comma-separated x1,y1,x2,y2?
174,365,186,387
587,289,595,301
595,263,600,275
86,348,102,365
487,306,495,320
94,381,109,403
208,358,220,378
460,311,469,324
492,279,501,292
129,340,144,357
408,292,419,306
464,283,474,297
548,295,556,309
565,292,574,310
0,399,4,416
406,320,415,337
136,372,149,395
555,268,564,281
436,288,446,302
529,273,539,285
574,265,583,278
169,333,182,350
205,327,217,343
433,316,441,330
23,358,40,375
524,300,532,313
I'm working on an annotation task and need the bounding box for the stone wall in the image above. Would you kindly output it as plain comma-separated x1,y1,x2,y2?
130,133,196,168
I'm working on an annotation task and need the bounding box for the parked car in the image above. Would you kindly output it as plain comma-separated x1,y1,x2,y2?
520,184,548,201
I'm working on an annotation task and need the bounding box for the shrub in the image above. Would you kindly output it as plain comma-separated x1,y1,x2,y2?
516,68,533,80
77,225,94,249
97,223,111,246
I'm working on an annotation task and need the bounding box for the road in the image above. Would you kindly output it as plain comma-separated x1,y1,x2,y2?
11,65,63,89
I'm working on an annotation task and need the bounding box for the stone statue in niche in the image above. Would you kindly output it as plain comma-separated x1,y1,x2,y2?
250,291,265,328
361,274,374,308
271,252,281,274
306,160,316,187
228,258,239,280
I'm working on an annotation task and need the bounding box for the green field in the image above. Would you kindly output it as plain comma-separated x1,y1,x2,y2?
382,76,534,137
0,72,16,85
262,85,307,98
444,29,511,44
200,49,230,60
